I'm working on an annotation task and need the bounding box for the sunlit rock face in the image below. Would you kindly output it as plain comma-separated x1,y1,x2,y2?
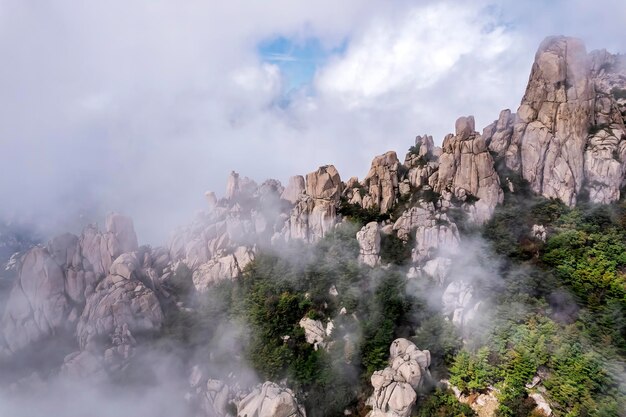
405,135,438,190
281,176,306,205
434,116,503,224
489,36,626,206
362,151,401,214
280,165,343,244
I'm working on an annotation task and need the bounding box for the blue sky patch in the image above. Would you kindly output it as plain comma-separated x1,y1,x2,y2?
258,36,347,93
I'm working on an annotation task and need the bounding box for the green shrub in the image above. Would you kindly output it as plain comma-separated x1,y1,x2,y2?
338,197,389,225
449,347,495,393
415,388,475,417
380,232,412,265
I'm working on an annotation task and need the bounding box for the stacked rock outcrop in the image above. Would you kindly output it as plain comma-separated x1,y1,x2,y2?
486,36,626,205
367,338,431,417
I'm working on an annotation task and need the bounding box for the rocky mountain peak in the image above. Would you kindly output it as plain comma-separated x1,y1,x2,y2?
491,35,626,206
305,165,342,201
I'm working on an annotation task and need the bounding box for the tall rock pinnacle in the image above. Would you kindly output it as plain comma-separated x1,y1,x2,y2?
487,36,626,205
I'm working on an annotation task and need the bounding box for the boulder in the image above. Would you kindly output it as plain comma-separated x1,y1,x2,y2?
363,151,400,213
80,213,139,279
186,366,233,417
237,381,306,417
192,247,254,292
357,222,381,267
435,116,503,223
281,176,306,204
484,109,515,160
367,339,431,417
529,392,552,416
305,165,342,201
299,317,326,350
531,224,547,242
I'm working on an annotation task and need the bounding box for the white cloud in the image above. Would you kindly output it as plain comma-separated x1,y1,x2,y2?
0,0,625,243
316,3,514,104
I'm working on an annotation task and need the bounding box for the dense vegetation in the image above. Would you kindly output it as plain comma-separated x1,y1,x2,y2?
455,181,626,416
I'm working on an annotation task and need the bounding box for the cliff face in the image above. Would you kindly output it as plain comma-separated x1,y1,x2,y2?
487,36,626,205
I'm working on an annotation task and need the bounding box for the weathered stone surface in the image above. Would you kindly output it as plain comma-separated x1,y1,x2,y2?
186,366,233,417
357,222,381,267
205,191,218,209
169,175,291,291
192,247,254,292
410,135,435,159
225,171,258,201
306,165,342,201
109,252,141,280
105,213,139,257
485,109,515,160
391,202,460,264
435,116,503,223
442,379,501,416
392,202,437,241
584,125,625,204
299,317,326,350
531,224,547,242
367,339,431,417
279,165,342,243
455,116,476,140
237,381,306,417
0,213,144,360
307,200,338,242
363,151,400,213
421,257,452,285
529,392,553,416
518,37,595,205
413,222,460,264
80,213,139,279
1,247,72,354
389,338,431,380
76,272,163,349
498,36,626,205
281,176,306,204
